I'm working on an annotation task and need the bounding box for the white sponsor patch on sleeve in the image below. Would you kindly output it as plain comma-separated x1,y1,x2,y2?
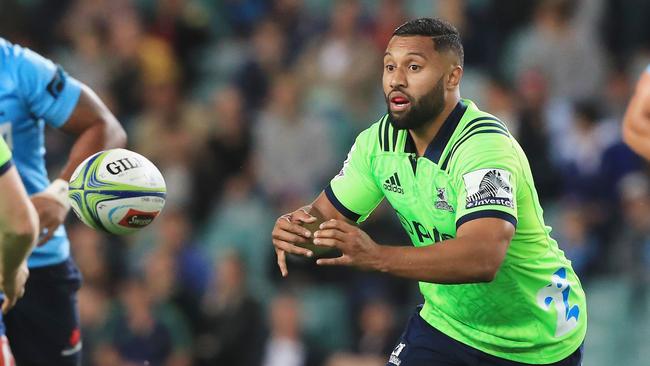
463,168,514,209
334,143,356,179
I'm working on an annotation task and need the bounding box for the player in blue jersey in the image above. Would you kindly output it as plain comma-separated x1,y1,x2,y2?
0,38,127,365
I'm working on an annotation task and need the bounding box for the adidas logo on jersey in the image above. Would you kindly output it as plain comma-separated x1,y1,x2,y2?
383,172,404,194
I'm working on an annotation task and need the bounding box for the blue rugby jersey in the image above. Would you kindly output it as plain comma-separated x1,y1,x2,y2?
0,38,81,267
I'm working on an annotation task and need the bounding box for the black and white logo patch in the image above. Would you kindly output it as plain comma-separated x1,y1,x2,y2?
463,168,513,209
434,188,454,212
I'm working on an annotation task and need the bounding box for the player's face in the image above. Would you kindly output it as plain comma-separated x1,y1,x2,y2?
383,35,447,130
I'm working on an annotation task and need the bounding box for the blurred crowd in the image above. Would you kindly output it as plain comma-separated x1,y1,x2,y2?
2,0,650,365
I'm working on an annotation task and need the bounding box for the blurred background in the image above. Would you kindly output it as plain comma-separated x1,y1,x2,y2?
2,0,649,365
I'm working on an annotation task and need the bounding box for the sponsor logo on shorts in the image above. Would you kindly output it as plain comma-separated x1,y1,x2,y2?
61,342,82,357
389,342,406,365
61,328,82,357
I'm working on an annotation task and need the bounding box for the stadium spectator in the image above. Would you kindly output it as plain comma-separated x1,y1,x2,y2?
98,276,192,366
191,85,253,221
194,251,264,366
253,73,337,201
261,292,316,366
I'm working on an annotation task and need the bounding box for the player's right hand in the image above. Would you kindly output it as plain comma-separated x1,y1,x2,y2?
1,262,29,313
272,208,317,277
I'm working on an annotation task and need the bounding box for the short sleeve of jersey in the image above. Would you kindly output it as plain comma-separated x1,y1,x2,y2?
449,133,519,229
325,129,383,223
0,136,13,176
8,42,82,128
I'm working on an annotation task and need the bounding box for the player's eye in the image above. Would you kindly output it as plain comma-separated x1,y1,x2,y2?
385,64,395,72
408,64,421,71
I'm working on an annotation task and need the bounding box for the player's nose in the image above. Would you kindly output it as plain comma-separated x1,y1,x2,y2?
389,67,407,89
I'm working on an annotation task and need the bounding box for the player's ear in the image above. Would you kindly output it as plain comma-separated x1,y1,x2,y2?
447,65,463,90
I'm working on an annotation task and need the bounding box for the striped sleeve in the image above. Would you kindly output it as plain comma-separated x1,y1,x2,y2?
445,118,518,229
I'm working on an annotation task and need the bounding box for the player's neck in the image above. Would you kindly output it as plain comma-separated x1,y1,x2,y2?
409,97,460,157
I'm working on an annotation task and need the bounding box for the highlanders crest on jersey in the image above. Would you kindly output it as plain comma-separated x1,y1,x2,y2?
434,188,454,212
463,168,513,209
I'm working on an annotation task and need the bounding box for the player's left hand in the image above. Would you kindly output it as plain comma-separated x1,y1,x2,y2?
313,219,382,270
30,193,68,246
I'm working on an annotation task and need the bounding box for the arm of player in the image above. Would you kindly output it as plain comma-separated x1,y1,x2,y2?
32,84,127,245
10,42,126,243
0,165,39,312
623,68,650,160
58,83,127,181
314,217,514,284
272,125,383,277
271,191,354,277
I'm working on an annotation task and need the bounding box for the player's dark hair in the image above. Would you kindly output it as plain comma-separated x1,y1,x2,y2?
393,18,464,67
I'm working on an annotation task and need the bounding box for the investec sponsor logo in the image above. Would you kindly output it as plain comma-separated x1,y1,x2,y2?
383,172,404,194
463,168,514,209
466,197,514,208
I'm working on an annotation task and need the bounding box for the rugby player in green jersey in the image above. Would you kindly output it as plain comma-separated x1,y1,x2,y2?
271,18,586,365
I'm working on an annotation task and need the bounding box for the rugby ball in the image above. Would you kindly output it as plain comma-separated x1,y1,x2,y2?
68,148,166,235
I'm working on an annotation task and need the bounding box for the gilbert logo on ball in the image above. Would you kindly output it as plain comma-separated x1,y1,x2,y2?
106,157,142,175
68,148,166,235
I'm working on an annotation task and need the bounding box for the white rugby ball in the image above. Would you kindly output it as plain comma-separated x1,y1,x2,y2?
68,148,166,235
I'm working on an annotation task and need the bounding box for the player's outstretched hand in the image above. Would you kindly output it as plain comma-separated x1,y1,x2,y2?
272,207,318,277
1,262,28,313
313,219,382,270
30,194,68,246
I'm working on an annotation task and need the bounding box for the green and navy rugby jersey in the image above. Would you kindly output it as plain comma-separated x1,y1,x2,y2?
325,99,586,364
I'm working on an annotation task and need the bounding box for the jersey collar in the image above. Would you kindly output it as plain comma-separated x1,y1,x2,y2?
403,100,468,163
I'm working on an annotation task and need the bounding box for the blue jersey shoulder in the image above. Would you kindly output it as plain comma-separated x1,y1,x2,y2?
0,38,82,128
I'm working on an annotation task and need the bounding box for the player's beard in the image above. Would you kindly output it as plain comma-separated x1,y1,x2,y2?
386,75,446,130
